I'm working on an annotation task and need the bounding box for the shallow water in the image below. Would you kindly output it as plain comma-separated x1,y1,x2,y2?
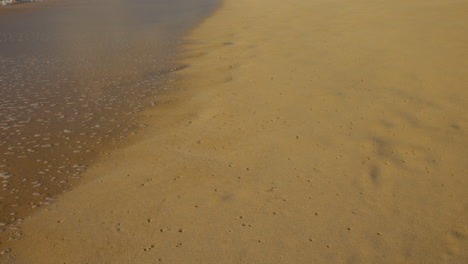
0,0,218,243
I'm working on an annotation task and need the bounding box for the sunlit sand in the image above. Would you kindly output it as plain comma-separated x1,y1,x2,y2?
2,0,467,263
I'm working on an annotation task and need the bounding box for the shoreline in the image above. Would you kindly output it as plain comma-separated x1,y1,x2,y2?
0,0,220,251
4,0,468,263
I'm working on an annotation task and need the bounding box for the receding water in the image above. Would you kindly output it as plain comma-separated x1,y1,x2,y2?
0,0,219,244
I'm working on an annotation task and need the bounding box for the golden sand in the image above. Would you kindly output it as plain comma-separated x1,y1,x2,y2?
3,0,467,263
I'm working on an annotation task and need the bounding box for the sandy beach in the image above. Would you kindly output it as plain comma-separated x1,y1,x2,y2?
3,0,467,263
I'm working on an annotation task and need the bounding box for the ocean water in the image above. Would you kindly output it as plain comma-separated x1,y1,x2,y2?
0,0,219,243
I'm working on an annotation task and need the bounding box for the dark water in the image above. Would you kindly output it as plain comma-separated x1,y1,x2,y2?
0,0,219,245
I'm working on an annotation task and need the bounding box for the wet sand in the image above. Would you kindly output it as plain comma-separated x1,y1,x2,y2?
3,0,468,262
0,0,218,250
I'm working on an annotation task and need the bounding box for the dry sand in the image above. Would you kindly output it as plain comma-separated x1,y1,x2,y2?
3,0,468,263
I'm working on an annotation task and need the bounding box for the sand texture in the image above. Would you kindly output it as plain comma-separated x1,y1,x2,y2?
3,0,468,263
